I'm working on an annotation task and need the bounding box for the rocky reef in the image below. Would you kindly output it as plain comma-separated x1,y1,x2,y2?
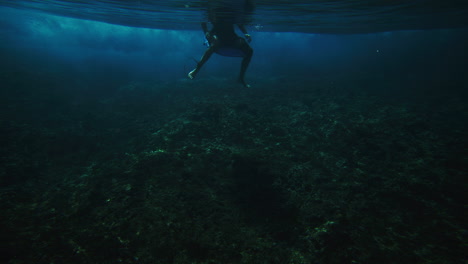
1,76,466,263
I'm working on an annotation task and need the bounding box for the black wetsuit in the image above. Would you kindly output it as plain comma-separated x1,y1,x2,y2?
210,22,239,46
188,11,253,87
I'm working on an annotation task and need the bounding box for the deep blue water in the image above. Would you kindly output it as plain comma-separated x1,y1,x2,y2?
0,1,467,263
1,4,467,88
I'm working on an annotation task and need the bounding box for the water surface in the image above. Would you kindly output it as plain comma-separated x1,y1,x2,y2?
1,0,468,33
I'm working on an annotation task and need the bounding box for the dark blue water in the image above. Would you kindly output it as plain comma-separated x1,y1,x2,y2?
0,1,467,264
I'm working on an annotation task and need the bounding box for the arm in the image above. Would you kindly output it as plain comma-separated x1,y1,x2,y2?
202,22,216,43
201,22,209,34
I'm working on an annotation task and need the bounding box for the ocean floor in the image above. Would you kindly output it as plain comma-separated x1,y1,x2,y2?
1,75,466,263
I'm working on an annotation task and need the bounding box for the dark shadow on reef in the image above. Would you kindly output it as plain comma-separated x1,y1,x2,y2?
231,155,299,232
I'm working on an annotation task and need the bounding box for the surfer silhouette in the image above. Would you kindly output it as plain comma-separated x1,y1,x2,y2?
188,1,254,88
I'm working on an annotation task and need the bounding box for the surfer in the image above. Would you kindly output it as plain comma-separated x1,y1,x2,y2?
188,2,254,88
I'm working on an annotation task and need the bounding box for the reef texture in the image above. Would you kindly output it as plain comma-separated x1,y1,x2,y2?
1,76,466,264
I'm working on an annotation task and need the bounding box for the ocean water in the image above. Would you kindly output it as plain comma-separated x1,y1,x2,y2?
0,1,467,263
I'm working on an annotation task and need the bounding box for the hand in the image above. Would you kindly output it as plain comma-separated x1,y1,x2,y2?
205,32,217,42
244,34,251,43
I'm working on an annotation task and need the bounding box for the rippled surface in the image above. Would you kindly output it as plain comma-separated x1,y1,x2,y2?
1,0,468,33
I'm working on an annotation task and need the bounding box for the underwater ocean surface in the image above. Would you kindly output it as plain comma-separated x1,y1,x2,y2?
1,0,467,263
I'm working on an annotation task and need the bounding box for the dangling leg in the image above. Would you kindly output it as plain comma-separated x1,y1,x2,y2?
188,45,216,79
237,39,253,88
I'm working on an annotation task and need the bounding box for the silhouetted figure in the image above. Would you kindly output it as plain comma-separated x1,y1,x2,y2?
188,1,254,88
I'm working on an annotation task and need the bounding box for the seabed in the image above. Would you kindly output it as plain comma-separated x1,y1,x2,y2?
1,75,466,263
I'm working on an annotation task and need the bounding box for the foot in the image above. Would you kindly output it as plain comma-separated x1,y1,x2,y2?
238,78,251,88
188,69,197,80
